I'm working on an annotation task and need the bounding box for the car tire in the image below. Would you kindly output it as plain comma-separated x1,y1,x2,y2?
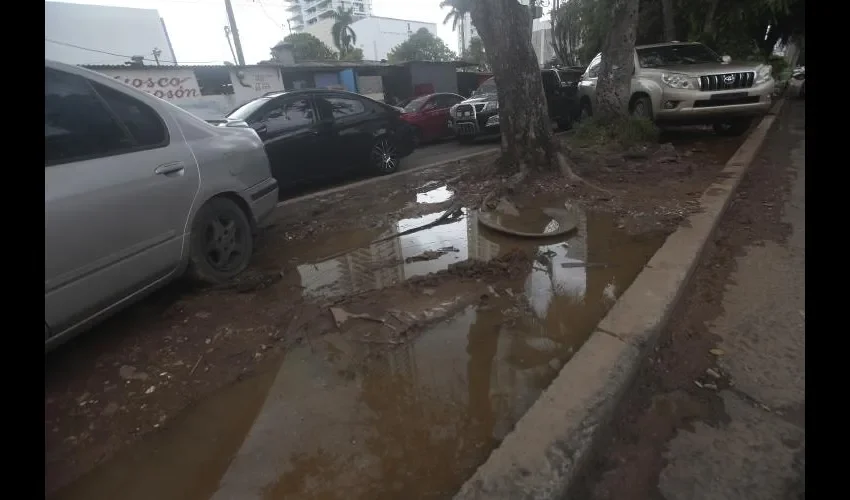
630,95,653,120
187,197,254,285
712,118,753,137
370,137,400,175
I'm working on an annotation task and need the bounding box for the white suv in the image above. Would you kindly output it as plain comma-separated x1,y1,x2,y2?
578,42,774,135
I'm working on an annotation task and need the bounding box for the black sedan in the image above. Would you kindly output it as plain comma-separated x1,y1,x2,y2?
223,89,416,190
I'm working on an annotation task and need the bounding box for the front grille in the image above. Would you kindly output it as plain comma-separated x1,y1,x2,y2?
455,104,475,119
456,122,478,135
699,72,755,91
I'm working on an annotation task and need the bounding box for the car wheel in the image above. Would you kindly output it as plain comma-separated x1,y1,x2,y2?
188,197,254,284
712,118,753,137
370,137,400,175
630,96,653,120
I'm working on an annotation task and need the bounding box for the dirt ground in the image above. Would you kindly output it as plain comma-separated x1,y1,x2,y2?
44,127,745,496
568,119,798,499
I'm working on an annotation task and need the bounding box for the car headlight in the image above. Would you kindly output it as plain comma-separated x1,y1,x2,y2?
449,104,458,117
661,73,698,89
482,100,499,112
755,64,773,84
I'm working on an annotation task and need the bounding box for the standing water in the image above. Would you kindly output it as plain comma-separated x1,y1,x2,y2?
51,197,665,500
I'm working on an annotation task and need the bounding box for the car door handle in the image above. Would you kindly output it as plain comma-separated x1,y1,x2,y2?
155,162,185,176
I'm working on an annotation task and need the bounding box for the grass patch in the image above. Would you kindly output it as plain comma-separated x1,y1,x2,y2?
571,116,660,148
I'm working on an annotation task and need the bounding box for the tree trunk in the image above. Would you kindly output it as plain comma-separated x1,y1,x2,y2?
469,0,557,174
661,0,677,41
594,0,640,120
703,0,719,35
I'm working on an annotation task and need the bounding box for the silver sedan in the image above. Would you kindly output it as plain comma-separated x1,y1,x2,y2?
45,60,279,351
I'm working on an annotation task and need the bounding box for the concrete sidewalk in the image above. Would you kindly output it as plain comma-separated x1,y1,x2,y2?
577,100,805,500
658,102,806,499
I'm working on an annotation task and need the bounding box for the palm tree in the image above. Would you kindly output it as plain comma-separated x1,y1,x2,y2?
440,0,472,56
330,7,357,57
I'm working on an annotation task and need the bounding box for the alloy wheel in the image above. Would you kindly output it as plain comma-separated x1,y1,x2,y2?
371,139,399,173
203,215,247,273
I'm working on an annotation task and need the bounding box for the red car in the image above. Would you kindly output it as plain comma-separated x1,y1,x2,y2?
399,93,465,145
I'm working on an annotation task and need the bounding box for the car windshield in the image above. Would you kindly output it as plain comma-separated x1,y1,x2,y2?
637,43,722,68
403,95,430,113
475,77,497,95
226,97,272,120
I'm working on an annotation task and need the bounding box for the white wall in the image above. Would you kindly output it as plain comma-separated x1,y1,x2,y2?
45,1,176,66
92,66,285,121
305,16,437,61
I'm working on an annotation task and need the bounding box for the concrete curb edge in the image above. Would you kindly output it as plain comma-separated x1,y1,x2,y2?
453,99,787,500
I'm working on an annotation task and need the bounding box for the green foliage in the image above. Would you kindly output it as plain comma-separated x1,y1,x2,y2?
339,47,364,62
463,37,490,71
388,28,457,63
282,33,336,61
573,116,660,148
330,7,358,57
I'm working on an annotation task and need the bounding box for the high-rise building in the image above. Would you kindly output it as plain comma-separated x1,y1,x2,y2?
285,0,372,33
456,13,478,55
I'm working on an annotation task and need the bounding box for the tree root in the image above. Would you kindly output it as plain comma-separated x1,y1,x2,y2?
556,151,614,197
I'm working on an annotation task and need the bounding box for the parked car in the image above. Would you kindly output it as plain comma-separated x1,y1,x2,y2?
45,59,279,351
447,68,581,142
577,41,775,136
399,93,465,145
223,89,416,188
792,67,805,98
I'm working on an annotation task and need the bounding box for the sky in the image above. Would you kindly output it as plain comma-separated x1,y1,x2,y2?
47,0,462,65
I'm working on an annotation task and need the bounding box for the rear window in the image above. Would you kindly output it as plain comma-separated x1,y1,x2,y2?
226,97,271,120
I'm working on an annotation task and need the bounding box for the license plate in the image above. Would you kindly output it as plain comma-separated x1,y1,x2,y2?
710,92,748,100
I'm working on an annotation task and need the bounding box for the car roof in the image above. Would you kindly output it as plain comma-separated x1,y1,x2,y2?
635,41,703,49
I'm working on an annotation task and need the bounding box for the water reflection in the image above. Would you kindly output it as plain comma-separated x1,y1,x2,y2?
49,205,666,500
415,185,454,204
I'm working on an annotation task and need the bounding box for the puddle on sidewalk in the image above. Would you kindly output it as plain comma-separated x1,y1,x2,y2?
50,196,666,500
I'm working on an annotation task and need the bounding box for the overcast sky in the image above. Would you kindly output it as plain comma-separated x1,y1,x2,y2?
48,0,461,64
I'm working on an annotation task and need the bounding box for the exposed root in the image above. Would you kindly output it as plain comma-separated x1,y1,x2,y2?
556,151,613,197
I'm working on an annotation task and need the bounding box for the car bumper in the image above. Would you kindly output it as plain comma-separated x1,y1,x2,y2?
448,114,501,138
245,177,278,228
655,82,774,124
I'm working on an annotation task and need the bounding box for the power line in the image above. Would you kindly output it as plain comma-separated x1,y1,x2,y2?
256,0,283,30
45,38,224,65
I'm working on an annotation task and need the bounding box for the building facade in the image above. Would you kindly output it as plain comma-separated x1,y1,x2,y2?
305,16,437,61
456,13,479,55
45,1,177,66
531,19,555,67
285,0,372,32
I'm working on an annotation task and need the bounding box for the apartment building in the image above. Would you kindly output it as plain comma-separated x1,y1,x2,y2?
285,0,372,32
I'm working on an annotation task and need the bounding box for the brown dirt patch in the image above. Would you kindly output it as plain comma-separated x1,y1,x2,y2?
568,118,795,500
45,128,744,496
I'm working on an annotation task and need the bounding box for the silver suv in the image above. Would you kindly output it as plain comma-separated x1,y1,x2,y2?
578,42,775,135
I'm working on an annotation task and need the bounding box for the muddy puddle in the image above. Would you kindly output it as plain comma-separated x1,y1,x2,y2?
50,187,666,500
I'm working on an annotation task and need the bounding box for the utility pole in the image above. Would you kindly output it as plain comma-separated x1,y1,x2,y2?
224,0,246,66
152,47,162,66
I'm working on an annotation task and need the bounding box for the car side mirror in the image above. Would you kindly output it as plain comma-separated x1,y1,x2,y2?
721,55,732,63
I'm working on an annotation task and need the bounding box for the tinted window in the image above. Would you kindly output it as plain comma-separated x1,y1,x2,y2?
435,94,462,108
476,77,497,94
558,70,582,85
403,95,430,113
326,97,366,118
227,97,272,120
45,68,133,165
92,82,167,147
637,43,721,68
259,98,314,133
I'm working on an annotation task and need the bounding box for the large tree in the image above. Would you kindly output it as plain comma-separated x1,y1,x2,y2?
594,0,640,120
441,0,563,175
387,28,457,63
281,33,336,61
330,7,358,58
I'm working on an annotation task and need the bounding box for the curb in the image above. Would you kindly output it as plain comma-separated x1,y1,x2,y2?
453,99,786,500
